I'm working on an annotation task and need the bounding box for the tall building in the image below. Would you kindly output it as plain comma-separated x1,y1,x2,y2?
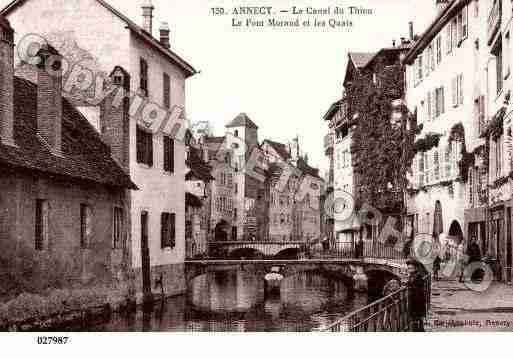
403,0,487,255
1,0,197,299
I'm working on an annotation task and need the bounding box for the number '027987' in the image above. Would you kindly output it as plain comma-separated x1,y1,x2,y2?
36,336,70,344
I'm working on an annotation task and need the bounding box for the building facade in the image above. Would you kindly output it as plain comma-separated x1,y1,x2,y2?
2,0,197,298
404,0,486,252
0,18,135,301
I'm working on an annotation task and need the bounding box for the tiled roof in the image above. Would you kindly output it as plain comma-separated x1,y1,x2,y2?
0,0,196,77
264,139,291,161
0,77,137,190
225,113,259,129
348,52,376,69
297,158,322,180
185,192,203,208
186,146,214,182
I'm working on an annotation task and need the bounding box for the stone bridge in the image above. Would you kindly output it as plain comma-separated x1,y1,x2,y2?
184,258,408,293
208,241,305,259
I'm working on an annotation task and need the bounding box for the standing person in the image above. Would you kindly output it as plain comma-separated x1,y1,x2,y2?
406,259,427,332
433,255,442,281
466,236,482,282
457,242,466,283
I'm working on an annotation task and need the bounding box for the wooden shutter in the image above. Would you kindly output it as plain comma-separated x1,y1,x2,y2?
161,213,169,248
170,213,176,248
146,132,153,166
163,73,171,109
427,91,432,120
446,25,452,53
136,127,144,163
458,74,464,105
164,136,174,173
452,77,458,107
35,199,43,250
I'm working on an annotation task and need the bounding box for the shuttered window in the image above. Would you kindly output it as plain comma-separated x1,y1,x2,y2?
136,126,153,166
436,35,442,65
113,207,124,249
35,199,49,251
80,204,92,249
163,135,174,173
140,58,149,97
161,213,176,249
163,72,171,109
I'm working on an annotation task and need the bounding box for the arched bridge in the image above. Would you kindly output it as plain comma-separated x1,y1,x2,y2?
208,241,304,259
184,258,408,293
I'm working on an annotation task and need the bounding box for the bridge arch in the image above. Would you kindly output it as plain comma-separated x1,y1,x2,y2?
228,247,265,260
274,248,301,260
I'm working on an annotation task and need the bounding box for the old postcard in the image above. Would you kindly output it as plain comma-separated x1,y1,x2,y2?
0,0,512,347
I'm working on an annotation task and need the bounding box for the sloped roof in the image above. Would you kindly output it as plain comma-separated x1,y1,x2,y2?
185,192,203,208
225,113,259,129
0,0,196,77
297,158,322,180
348,52,376,69
0,76,137,190
404,0,467,64
263,139,291,161
186,146,214,182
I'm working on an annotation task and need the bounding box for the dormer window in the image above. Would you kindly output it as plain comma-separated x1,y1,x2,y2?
234,130,239,137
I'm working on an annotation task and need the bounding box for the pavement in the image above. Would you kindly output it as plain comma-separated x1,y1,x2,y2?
426,278,513,332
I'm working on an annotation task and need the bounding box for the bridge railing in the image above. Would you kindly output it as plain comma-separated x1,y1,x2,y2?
322,274,431,332
187,238,407,261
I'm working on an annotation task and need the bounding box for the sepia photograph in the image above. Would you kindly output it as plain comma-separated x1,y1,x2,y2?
0,0,512,351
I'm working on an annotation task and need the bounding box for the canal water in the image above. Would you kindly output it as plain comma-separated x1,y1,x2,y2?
92,269,370,332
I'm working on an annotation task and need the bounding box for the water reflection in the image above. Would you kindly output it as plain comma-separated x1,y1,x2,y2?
93,269,368,332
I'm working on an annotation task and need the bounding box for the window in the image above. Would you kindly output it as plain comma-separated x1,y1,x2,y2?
469,168,474,206
461,6,468,40
493,40,503,95
35,199,49,251
163,72,171,109
427,91,432,120
496,136,503,178
436,35,442,65
234,130,239,137
163,136,174,173
136,126,153,166
505,32,511,79
433,151,440,181
452,74,464,107
444,145,453,179
161,213,176,249
80,204,92,249
476,95,485,135
417,55,423,82
140,58,149,97
113,207,124,249
435,87,445,117
234,208,237,220
451,18,458,50
446,24,452,54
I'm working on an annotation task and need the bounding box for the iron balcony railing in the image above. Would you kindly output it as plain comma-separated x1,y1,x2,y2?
488,0,502,45
322,274,432,332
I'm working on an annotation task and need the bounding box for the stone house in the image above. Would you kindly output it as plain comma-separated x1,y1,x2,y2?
1,0,197,299
0,17,136,301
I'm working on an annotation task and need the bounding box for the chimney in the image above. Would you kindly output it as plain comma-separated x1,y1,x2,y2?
159,22,170,48
409,21,414,41
436,0,450,13
100,66,131,171
0,16,15,147
36,44,63,156
141,0,154,35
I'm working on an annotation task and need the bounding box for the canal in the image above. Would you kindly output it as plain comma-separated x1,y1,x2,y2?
91,269,372,332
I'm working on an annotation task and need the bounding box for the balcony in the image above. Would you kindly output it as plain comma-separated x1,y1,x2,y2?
324,133,334,154
488,0,502,45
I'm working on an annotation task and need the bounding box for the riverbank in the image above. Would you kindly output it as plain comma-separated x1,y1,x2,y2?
426,279,513,332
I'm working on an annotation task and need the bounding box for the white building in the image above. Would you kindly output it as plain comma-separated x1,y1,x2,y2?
1,0,196,298
403,0,488,247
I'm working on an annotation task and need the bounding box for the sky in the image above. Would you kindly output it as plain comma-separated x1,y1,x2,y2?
0,0,437,175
